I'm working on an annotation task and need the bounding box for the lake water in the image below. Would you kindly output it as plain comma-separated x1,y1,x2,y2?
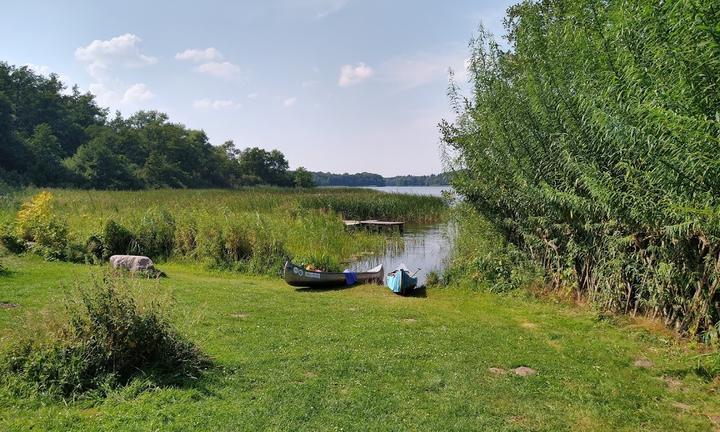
347,185,455,286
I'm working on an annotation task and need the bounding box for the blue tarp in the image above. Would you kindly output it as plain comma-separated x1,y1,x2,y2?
386,271,403,293
343,269,357,286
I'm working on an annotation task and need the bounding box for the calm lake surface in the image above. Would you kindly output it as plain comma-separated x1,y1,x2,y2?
347,185,455,286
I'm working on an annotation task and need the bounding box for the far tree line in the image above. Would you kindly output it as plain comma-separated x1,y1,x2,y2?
0,62,315,189
0,62,445,191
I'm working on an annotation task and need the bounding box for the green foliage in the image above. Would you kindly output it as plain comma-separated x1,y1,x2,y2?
13,191,68,260
443,1,720,335
134,208,175,260
237,147,292,187
65,131,142,190
100,220,134,260
312,171,385,186
425,271,441,286
0,275,208,399
26,124,67,186
293,167,315,188
444,204,541,292
299,189,447,224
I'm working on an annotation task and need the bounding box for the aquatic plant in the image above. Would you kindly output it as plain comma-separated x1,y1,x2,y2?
443,1,720,336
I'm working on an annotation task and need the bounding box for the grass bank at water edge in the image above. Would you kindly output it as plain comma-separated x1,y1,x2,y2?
0,255,719,431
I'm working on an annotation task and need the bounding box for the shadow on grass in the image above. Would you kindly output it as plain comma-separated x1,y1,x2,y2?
294,285,358,293
406,285,428,298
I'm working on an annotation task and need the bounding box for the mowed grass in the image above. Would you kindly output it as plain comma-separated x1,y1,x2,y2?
1,255,719,431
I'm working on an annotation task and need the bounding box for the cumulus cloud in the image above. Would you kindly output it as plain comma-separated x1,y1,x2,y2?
283,97,297,108
75,33,156,79
74,34,158,110
338,62,374,87
195,61,242,79
121,83,155,104
175,47,223,63
193,98,241,110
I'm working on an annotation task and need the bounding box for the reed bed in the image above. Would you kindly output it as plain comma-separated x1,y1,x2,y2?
0,188,446,274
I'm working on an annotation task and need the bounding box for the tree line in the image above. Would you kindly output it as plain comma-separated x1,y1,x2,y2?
443,0,720,337
0,63,315,189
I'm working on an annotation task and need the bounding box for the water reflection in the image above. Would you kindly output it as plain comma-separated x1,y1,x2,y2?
349,222,455,286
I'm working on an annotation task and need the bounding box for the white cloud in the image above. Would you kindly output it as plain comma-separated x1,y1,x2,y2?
121,83,155,104
74,34,158,111
338,62,374,87
75,33,156,79
380,50,467,90
175,47,223,63
194,61,242,79
24,64,73,92
247,92,259,99
193,98,241,110
283,97,297,108
316,0,348,18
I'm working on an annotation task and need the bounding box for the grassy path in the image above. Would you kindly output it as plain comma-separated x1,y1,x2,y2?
1,256,718,431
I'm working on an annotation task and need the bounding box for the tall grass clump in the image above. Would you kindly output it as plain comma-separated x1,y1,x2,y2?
0,275,208,399
444,204,541,292
298,190,447,224
443,1,720,337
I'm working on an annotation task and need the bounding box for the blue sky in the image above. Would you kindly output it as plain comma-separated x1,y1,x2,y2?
2,0,514,176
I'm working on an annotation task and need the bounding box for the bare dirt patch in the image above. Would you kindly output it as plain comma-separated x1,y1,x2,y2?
520,322,538,329
546,340,562,350
513,366,537,376
304,371,318,379
230,313,249,319
634,358,653,369
400,318,417,324
0,303,18,309
672,402,691,411
661,376,684,392
488,367,507,375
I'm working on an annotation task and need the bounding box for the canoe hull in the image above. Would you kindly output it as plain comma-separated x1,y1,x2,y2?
283,262,384,288
386,269,418,295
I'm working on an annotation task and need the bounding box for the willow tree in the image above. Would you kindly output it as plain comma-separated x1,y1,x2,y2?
443,0,720,338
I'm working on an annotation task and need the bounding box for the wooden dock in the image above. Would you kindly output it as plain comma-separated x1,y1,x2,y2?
343,220,405,233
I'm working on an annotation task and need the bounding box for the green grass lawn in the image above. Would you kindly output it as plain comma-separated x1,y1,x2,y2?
1,255,719,431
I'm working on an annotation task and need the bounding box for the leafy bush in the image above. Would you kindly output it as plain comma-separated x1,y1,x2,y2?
1,225,26,254
101,219,135,259
13,191,68,260
0,276,208,399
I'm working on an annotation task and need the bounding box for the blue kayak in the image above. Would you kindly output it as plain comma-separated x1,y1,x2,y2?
385,264,418,295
